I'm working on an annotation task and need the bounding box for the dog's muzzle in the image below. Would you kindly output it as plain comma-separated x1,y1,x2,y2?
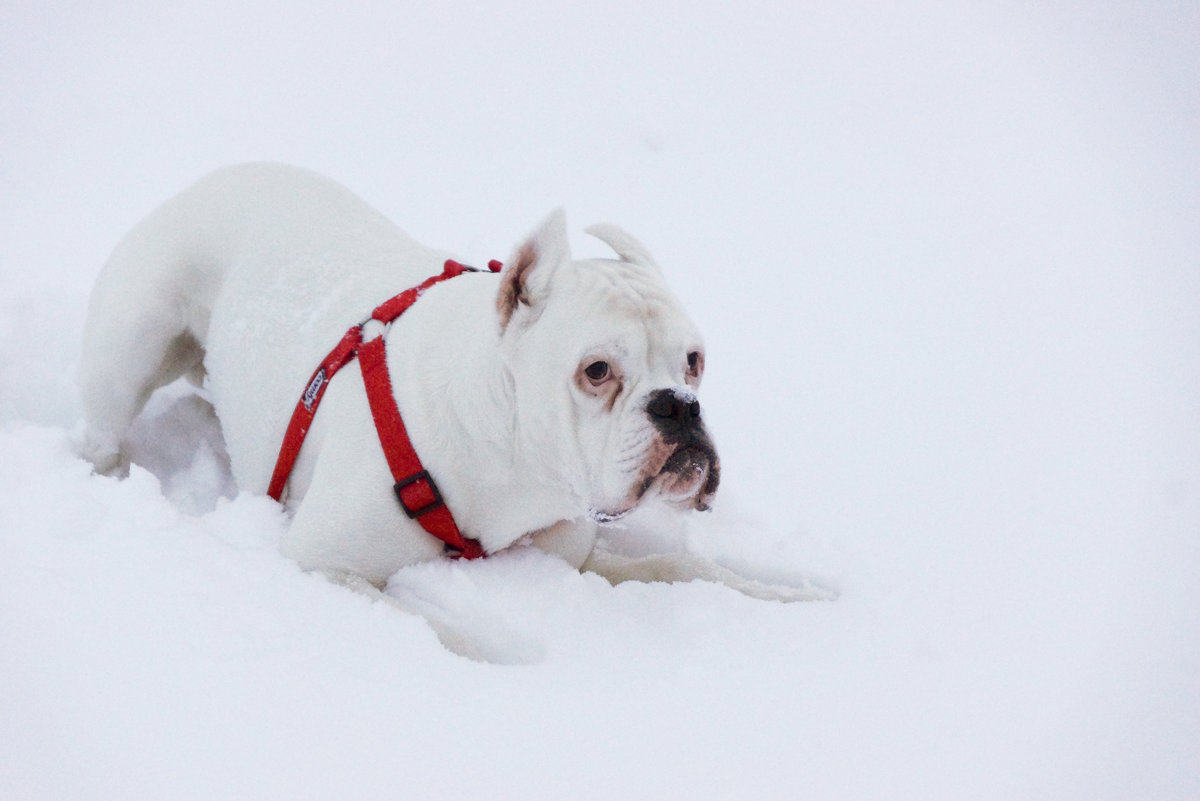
642,388,720,510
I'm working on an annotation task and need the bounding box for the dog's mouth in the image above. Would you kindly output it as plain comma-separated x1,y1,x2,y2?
588,429,720,525
643,441,720,511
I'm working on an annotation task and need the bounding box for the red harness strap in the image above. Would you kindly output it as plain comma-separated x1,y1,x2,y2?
266,258,503,559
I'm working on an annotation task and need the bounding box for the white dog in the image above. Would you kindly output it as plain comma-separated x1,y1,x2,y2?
79,164,823,657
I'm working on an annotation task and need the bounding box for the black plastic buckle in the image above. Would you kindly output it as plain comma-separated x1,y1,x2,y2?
393,470,444,519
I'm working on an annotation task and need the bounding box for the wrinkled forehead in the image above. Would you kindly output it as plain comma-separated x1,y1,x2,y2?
571,258,680,319
565,258,702,357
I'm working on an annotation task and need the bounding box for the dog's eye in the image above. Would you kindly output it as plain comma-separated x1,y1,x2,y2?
584,361,610,383
686,350,704,380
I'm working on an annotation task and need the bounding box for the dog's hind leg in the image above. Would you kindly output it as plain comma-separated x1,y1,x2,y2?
78,230,214,475
79,309,207,475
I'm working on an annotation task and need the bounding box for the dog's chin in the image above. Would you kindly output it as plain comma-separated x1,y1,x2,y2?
650,446,718,511
589,441,720,524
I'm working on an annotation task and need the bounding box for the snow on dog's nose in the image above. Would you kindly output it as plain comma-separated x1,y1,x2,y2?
646,388,702,435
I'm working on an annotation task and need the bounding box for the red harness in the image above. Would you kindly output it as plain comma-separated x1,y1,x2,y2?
266,258,503,559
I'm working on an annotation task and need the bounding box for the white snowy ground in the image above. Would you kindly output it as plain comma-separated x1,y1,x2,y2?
2,2,1198,799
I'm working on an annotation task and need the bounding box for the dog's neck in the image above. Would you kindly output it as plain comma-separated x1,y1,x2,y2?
382,274,584,552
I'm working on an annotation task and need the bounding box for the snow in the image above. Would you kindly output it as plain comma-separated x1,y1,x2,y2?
2,1,1198,799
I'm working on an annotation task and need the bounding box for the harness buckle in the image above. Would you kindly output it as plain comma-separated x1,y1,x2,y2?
393,470,445,519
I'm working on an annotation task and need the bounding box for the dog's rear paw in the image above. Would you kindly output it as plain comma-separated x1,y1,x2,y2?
76,428,129,477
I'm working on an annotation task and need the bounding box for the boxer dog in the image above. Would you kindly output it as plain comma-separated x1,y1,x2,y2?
79,164,823,658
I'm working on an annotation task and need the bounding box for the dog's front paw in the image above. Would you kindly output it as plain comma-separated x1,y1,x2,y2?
728,574,839,603
583,548,837,603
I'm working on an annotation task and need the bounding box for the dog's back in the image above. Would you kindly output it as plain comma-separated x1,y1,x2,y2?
78,163,445,479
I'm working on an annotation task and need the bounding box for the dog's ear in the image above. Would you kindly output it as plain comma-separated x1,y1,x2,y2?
498,208,571,330
585,223,662,274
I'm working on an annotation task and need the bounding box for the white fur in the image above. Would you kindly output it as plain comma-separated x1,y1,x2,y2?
79,164,814,659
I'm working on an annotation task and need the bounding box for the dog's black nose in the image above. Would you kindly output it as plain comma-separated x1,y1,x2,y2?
647,389,702,427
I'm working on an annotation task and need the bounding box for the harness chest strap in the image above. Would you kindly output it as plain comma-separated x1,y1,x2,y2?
266,258,503,559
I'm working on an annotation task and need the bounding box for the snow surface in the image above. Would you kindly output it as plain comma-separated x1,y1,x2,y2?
2,2,1199,799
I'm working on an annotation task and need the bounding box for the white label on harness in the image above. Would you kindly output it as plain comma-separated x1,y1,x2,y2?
302,368,327,411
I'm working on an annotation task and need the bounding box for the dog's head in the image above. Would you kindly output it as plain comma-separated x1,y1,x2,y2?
497,209,719,522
